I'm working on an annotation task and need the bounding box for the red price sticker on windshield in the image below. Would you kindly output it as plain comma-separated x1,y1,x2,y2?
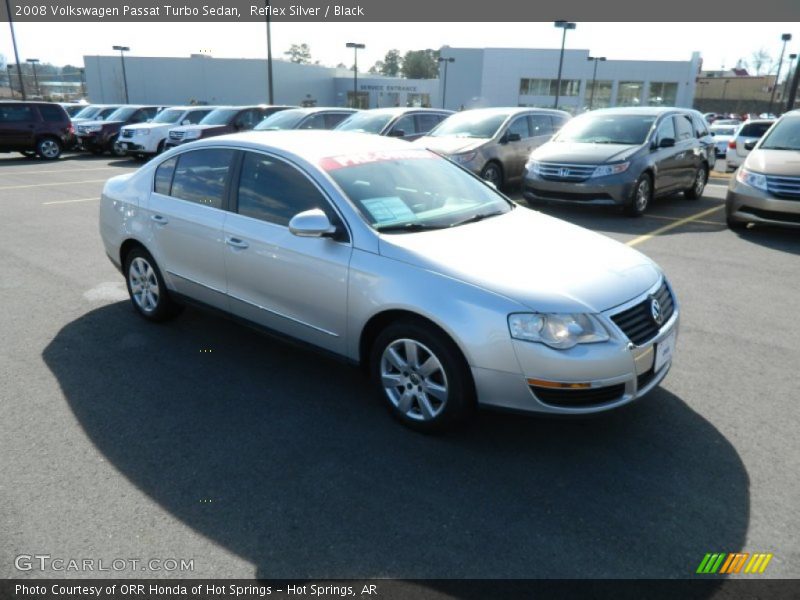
320,149,435,171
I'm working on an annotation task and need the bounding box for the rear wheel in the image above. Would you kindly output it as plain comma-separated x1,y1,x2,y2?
36,137,62,160
480,162,504,189
684,165,707,200
625,173,652,217
370,320,475,432
123,247,182,322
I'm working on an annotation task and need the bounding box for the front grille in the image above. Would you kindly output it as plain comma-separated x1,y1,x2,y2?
766,175,800,200
169,130,185,141
534,162,597,182
526,186,613,202
611,281,674,346
120,129,133,139
531,383,626,407
740,206,800,224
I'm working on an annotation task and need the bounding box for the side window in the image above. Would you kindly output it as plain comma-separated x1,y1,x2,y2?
38,104,66,122
391,115,417,136
0,105,35,122
170,149,235,209
675,115,694,141
551,116,568,132
128,110,146,124
691,114,709,137
234,110,259,130
324,112,351,129
299,113,327,129
507,116,531,139
186,110,210,124
237,152,328,226
529,114,554,137
154,157,177,195
416,113,442,134
656,117,676,143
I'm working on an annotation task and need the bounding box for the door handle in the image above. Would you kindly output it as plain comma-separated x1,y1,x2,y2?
150,214,168,225
225,237,249,250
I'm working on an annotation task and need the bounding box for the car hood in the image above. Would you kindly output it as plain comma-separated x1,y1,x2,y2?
170,124,228,134
378,208,660,314
531,141,642,164
745,149,800,175
123,122,172,131
78,119,123,128
413,136,488,155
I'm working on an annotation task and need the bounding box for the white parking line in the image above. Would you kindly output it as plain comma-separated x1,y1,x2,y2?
42,197,98,206
0,179,107,191
627,205,725,247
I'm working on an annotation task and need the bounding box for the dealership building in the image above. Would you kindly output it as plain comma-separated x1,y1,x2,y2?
83,48,700,112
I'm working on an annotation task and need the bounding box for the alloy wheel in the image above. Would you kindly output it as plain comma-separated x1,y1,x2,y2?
380,338,449,422
128,257,160,313
39,140,60,159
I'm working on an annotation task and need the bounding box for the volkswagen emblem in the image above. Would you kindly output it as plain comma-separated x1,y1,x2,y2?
559,167,570,177
650,297,663,325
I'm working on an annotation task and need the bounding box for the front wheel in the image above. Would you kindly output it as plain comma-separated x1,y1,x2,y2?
36,137,62,160
110,136,127,158
370,320,475,432
684,165,707,200
625,173,652,217
480,162,504,189
124,247,182,322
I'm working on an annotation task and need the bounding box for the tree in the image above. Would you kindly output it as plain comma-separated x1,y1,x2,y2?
368,61,384,75
401,49,439,79
284,43,311,64
335,62,347,69
750,48,773,76
381,49,401,77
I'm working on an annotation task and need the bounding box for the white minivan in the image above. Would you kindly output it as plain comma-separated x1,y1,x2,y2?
119,106,216,159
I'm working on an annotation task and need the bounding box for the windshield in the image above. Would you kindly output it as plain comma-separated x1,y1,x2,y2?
95,107,120,121
200,108,239,125
73,105,101,119
322,149,512,232
335,112,395,134
758,117,799,150
555,114,656,145
152,109,185,124
105,107,138,122
255,109,306,130
429,112,508,138
711,127,736,136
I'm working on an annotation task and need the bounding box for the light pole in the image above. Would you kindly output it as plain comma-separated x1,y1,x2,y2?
4,0,26,99
768,33,792,116
346,42,365,108
586,56,605,110
26,59,40,97
438,56,455,109
264,0,274,103
112,45,130,103
782,53,797,103
553,20,576,109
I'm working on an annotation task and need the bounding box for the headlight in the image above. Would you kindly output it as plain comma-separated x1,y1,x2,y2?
183,130,201,139
526,159,542,174
508,313,609,350
736,167,768,192
590,162,630,178
451,151,477,164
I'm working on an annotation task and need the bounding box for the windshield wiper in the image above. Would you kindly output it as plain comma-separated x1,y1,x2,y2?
450,211,505,227
375,222,445,233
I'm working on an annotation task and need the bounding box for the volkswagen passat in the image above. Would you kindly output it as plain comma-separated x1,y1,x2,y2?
99,131,679,431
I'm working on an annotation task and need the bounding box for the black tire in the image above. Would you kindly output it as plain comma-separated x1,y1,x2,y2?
684,164,708,200
110,136,127,158
123,246,182,322
35,137,62,160
370,319,475,432
726,215,748,231
156,140,165,155
624,173,653,217
480,161,504,189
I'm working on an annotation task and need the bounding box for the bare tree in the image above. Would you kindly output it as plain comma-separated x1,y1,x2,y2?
750,48,773,76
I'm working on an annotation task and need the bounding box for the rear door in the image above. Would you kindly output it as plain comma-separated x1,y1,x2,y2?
674,113,700,186
652,116,679,192
145,148,235,309
0,104,37,149
500,115,533,180
223,151,352,354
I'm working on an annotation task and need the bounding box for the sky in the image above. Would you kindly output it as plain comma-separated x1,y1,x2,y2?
1,22,799,73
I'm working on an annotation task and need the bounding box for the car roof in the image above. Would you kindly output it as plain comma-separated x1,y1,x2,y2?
163,105,217,111
586,106,690,116
458,107,570,118
185,130,421,162
358,107,453,116
277,106,357,115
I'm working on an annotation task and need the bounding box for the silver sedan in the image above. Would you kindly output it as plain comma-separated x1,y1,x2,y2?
99,131,679,431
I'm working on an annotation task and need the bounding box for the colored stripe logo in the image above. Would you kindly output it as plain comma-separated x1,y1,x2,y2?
696,553,773,574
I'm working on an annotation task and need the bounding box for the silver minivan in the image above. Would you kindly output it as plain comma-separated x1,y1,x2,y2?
413,107,570,188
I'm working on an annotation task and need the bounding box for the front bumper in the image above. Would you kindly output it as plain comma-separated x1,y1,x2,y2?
726,181,800,229
522,172,635,206
472,279,679,415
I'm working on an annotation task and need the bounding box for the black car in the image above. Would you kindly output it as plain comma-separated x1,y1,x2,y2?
523,107,715,216
75,105,164,157
164,105,292,149
334,107,454,142
0,101,74,160
254,107,358,131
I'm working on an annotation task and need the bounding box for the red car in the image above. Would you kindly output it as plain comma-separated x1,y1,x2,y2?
0,101,74,160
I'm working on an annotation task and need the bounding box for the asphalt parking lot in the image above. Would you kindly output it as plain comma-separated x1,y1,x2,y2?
1,152,798,583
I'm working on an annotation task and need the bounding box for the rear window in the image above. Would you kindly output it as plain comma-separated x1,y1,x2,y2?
739,122,773,138
38,104,68,122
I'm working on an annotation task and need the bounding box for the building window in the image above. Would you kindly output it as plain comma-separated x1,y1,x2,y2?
586,80,613,109
648,82,678,106
617,82,644,106
346,91,370,109
519,78,580,97
407,93,431,107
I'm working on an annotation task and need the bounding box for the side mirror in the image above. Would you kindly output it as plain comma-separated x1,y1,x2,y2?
506,132,522,143
289,209,337,238
658,137,676,148
744,140,757,151
388,128,406,137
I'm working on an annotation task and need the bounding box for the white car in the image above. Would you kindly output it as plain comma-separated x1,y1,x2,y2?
725,119,774,172
118,106,216,158
709,124,737,158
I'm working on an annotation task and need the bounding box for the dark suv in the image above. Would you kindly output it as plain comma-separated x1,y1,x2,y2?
164,105,291,149
523,107,715,216
0,101,74,160
75,105,164,157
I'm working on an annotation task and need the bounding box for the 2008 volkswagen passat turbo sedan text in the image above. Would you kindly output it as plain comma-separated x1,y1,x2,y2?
99,131,679,431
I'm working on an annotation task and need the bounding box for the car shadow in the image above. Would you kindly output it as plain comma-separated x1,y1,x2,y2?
731,225,800,256
43,302,749,585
